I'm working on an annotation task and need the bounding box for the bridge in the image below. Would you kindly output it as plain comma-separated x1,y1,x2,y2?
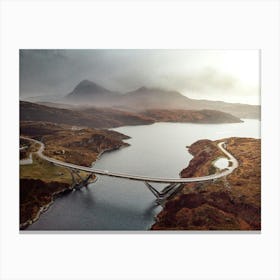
20,136,238,203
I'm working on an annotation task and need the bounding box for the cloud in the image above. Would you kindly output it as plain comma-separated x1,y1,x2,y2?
158,67,258,103
159,68,236,91
19,49,259,104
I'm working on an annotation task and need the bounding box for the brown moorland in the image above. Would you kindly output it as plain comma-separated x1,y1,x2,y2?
20,121,129,166
20,121,130,229
152,137,261,230
142,109,242,123
20,101,243,130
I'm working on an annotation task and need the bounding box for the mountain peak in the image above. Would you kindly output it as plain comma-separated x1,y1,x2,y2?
73,79,109,93
67,80,114,100
78,79,96,86
137,86,148,91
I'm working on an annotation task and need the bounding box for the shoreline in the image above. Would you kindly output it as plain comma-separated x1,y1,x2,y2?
20,143,122,230
21,175,100,230
91,143,130,167
21,135,260,231
151,137,261,230
20,186,72,230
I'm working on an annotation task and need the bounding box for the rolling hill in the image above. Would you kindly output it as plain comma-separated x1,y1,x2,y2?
20,101,154,128
20,101,243,129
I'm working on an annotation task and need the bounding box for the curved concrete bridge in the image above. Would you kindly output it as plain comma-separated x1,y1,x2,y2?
20,136,238,203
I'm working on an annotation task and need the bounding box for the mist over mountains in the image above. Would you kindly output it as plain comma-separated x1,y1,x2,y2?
21,80,250,129
20,100,242,130
20,50,260,105
61,79,260,119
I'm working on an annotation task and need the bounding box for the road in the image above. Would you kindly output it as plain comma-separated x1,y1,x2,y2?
20,136,238,184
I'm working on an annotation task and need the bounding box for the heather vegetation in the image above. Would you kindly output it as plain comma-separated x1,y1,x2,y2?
152,138,261,230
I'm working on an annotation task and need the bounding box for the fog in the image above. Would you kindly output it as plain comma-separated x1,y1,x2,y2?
20,49,260,105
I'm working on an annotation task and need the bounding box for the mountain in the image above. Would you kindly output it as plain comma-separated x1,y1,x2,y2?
66,80,119,105
120,87,260,119
64,80,260,119
119,87,191,110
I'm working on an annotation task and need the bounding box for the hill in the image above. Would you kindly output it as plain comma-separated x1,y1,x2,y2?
20,101,243,129
20,101,154,128
20,121,130,228
152,137,261,230
142,109,242,123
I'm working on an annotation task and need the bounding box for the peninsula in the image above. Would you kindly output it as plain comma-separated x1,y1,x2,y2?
152,137,261,230
20,121,129,229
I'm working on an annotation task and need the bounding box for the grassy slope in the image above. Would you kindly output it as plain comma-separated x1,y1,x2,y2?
20,154,73,184
19,122,128,228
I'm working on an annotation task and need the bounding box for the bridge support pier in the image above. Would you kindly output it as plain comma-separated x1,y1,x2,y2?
66,168,94,190
144,182,183,204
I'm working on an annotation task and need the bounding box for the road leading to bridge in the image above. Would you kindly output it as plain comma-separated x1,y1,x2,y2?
20,136,238,184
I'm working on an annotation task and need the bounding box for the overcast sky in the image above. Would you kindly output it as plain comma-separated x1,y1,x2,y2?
20,49,260,105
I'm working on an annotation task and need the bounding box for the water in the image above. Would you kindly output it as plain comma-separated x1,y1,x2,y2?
27,119,260,231
214,158,229,169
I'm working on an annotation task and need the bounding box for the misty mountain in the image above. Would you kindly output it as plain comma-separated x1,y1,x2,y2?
120,86,260,119
119,87,192,109
63,80,260,119
66,80,120,105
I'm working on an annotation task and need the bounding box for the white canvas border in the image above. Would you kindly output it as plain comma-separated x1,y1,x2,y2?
0,1,279,280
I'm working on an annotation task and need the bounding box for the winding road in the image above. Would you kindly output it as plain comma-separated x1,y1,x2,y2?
20,136,238,184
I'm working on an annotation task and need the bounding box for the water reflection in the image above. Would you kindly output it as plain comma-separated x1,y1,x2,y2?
28,120,260,230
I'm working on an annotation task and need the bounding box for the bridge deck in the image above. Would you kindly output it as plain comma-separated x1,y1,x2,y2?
20,136,238,184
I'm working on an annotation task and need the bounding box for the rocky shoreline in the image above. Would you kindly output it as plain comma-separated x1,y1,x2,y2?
20,140,126,230
21,132,261,231
151,137,261,230
91,143,129,166
20,183,71,230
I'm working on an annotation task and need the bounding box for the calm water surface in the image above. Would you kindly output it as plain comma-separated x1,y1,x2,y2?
214,158,229,169
28,119,260,231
